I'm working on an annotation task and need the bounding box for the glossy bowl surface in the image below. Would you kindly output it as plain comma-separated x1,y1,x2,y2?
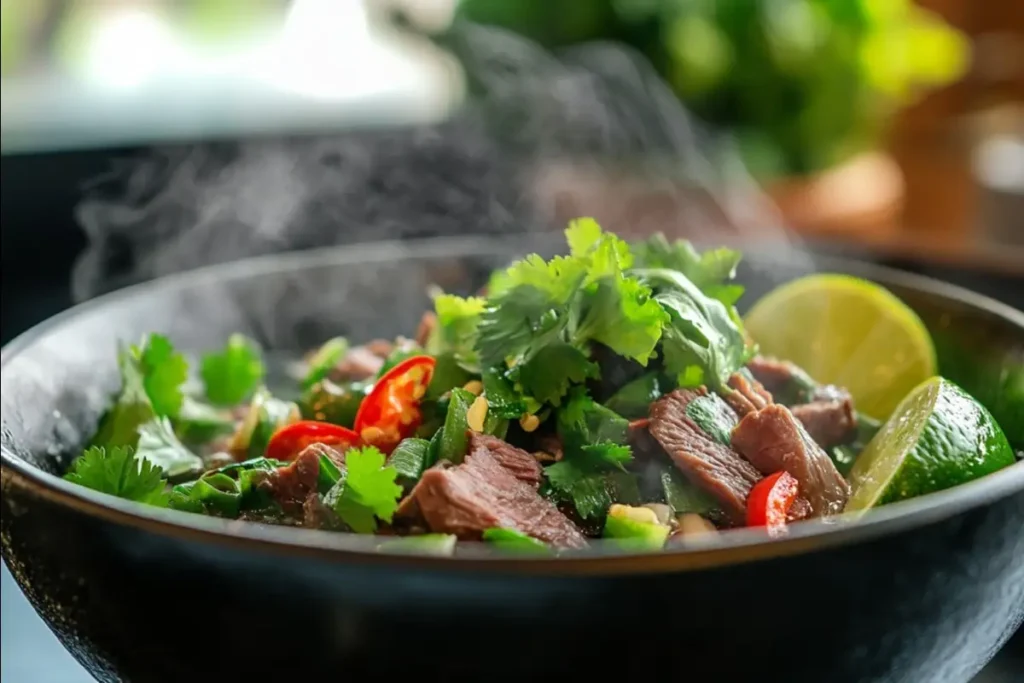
2,236,1023,683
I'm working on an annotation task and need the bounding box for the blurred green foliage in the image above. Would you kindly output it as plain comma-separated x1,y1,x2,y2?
457,0,970,178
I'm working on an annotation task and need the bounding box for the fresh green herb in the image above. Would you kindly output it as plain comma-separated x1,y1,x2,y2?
632,234,742,292
545,444,632,520
481,367,527,418
439,388,475,464
604,372,667,419
390,438,430,487
425,352,473,401
136,417,203,479
514,343,598,407
637,268,752,391
326,446,402,534
475,220,667,408
684,393,738,446
558,387,630,449
175,396,236,444
483,528,552,554
64,445,169,506
133,334,189,417
428,294,487,372
201,334,265,406
302,337,348,389
660,469,719,516
244,389,300,459
92,335,189,447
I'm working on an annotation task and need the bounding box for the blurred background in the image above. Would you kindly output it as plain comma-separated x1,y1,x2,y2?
1,0,1022,681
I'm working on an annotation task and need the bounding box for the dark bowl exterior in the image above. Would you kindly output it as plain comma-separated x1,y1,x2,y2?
3,237,1023,683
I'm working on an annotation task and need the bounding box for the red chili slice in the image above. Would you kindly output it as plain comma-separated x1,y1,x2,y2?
746,470,799,537
265,421,361,462
354,354,435,453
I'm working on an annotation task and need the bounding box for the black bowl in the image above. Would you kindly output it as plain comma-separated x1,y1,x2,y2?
3,236,1023,683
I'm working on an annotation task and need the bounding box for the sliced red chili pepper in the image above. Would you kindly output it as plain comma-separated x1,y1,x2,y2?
746,470,799,537
354,354,435,453
265,421,361,462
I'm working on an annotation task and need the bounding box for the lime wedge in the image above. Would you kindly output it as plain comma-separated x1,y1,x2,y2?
744,274,937,419
845,377,1015,513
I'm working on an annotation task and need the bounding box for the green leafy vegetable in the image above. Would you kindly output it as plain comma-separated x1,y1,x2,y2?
136,417,203,479
481,367,527,418
546,387,636,519
428,294,487,371
134,334,189,417
684,393,738,445
92,335,189,447
245,391,301,459
390,438,430,487
425,352,473,401
604,372,668,419
515,343,598,407
302,337,347,389
483,528,552,554
637,268,752,391
327,446,402,534
201,334,265,405
632,234,741,290
175,397,235,443
660,469,719,516
64,445,169,505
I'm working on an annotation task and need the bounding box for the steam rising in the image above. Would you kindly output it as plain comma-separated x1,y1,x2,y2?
72,21,794,302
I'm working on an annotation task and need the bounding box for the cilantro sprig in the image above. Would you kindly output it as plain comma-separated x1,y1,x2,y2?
64,445,169,506
201,333,265,406
325,446,403,534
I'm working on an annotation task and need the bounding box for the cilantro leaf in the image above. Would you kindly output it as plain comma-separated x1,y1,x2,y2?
137,417,203,478
632,234,741,290
515,343,598,407
328,446,403,533
91,345,158,448
302,337,347,389
547,387,634,519
573,278,667,365
133,334,188,417
428,294,486,371
64,445,169,506
636,268,752,391
201,334,265,406
545,445,632,519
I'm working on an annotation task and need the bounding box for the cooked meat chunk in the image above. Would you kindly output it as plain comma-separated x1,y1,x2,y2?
791,399,856,448
746,357,858,447
730,404,850,516
648,389,763,524
468,432,543,486
725,372,774,416
415,312,437,347
255,448,321,516
397,445,587,548
328,341,393,382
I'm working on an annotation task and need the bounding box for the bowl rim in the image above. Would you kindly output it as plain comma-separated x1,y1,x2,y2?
3,235,1023,576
